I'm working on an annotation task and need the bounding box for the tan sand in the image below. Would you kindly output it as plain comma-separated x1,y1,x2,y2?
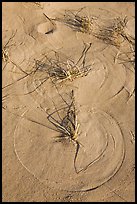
2,2,135,202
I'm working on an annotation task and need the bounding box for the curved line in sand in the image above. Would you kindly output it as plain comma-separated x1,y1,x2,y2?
13,108,125,192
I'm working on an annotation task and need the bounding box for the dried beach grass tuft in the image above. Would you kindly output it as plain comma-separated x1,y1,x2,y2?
93,16,128,47
34,42,92,85
46,89,79,143
55,8,95,34
25,42,92,94
44,88,83,174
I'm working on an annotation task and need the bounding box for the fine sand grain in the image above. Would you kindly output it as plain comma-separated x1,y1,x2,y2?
2,2,135,202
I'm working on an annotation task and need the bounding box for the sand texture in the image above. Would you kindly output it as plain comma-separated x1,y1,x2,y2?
2,2,135,202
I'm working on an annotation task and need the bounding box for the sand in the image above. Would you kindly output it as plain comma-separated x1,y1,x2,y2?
2,2,135,202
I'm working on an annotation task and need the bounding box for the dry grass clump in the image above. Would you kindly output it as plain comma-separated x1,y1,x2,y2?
115,35,135,69
45,89,83,174
55,8,95,34
24,43,92,95
47,90,80,143
93,16,128,47
34,42,92,84
117,50,135,69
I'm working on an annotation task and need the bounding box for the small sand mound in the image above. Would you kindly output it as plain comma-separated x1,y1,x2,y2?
37,21,55,34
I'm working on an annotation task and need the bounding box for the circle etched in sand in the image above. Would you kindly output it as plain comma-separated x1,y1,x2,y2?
14,106,125,192
37,22,55,34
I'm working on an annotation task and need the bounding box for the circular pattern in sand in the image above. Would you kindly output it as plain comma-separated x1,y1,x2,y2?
14,106,125,192
3,2,135,202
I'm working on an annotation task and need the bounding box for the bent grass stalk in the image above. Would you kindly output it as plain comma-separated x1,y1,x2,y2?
2,30,17,63
44,88,83,174
93,16,128,47
55,8,94,34
25,42,92,95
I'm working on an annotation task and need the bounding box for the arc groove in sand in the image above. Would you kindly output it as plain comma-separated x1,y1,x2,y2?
13,110,40,180
2,3,134,201
3,37,127,193
13,104,125,192
74,123,109,174
71,110,125,192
